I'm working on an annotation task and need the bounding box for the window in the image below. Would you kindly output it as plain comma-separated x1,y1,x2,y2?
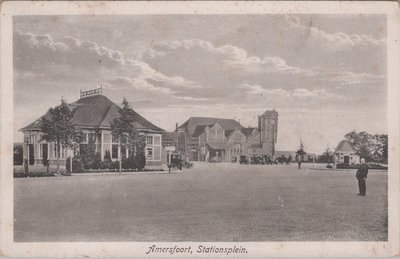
232,144,242,155
146,136,153,145
153,135,161,160
146,147,153,160
145,134,161,161
24,134,36,144
112,144,118,159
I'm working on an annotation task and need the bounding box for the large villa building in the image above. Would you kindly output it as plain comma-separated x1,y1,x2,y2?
176,110,278,162
21,89,165,168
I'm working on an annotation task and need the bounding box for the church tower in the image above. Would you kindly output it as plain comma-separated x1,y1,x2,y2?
258,109,278,155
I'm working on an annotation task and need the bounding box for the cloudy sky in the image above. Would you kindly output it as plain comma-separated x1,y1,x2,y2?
13,14,387,153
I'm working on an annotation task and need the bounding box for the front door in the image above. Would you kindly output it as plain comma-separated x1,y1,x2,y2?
28,144,34,165
344,156,350,165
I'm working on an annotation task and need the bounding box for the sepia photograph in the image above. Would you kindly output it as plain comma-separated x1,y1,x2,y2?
1,1,399,258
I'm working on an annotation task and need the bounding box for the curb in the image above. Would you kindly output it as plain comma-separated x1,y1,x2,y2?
71,170,183,176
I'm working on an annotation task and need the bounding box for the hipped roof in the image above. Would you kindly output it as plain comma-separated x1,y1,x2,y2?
21,94,164,133
335,140,357,154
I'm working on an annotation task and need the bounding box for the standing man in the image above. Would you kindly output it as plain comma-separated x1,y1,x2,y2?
356,158,369,196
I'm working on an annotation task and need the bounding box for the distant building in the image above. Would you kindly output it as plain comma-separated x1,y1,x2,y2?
334,140,360,165
20,89,165,168
176,110,278,162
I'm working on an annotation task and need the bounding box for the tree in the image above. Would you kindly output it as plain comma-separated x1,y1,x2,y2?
373,134,388,163
40,98,84,174
111,98,146,173
80,132,97,169
318,146,334,163
345,131,388,163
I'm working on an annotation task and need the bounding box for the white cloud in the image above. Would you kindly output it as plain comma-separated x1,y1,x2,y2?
285,15,386,48
15,31,201,99
240,83,290,97
240,83,334,99
320,71,385,86
150,39,312,76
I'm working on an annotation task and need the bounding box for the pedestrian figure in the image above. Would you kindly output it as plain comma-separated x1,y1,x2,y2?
297,160,301,170
356,158,369,196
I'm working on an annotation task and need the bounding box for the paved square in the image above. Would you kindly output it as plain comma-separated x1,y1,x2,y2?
14,163,387,241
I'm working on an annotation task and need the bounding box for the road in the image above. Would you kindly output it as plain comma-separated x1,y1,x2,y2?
14,162,388,241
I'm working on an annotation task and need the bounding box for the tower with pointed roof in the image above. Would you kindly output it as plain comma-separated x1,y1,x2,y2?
258,109,278,155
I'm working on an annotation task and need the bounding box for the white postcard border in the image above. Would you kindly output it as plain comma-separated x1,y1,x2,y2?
1,1,399,258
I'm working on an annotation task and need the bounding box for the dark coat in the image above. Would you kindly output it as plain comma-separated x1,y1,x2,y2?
356,164,369,179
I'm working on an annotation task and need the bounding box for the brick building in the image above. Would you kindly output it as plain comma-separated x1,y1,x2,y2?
176,110,278,162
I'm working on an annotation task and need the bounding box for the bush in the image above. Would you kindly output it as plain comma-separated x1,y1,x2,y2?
135,153,146,170
14,172,28,178
110,161,119,170
60,171,71,176
66,156,84,173
80,139,97,169
335,163,387,170
17,171,56,178
100,160,110,169
250,155,263,164
276,156,287,164
91,152,102,169
122,157,136,169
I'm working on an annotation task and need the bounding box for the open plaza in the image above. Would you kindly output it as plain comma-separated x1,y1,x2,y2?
14,162,387,242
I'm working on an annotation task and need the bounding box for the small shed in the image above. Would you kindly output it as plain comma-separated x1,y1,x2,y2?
334,140,360,165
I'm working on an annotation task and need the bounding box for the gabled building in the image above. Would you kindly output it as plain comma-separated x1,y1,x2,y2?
177,117,243,161
21,89,165,168
334,140,360,165
176,110,278,162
